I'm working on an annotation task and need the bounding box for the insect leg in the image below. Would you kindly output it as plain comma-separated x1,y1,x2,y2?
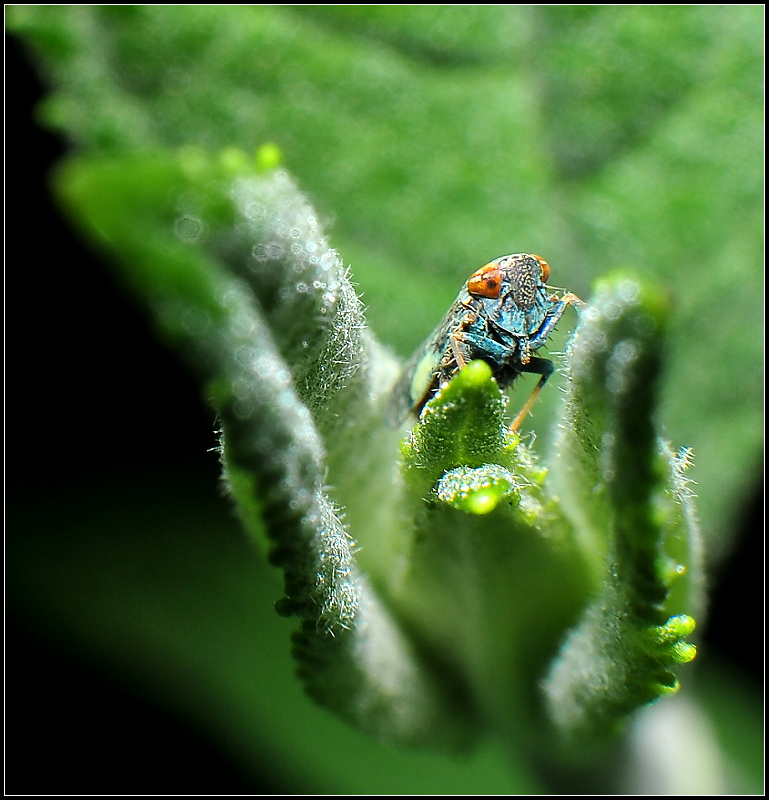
448,312,505,370
450,328,512,366
528,292,582,351
510,356,554,432
449,331,469,370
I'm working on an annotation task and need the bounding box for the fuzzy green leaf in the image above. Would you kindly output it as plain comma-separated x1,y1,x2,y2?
544,275,700,748
56,150,469,746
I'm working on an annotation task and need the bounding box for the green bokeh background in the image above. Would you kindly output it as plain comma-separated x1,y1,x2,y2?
7,6,763,793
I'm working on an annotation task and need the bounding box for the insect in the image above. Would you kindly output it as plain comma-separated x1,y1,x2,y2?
387,253,581,431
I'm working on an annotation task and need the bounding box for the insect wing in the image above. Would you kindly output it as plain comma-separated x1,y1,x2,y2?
385,292,466,426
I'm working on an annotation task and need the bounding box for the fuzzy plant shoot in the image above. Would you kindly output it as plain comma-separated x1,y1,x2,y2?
54,146,701,774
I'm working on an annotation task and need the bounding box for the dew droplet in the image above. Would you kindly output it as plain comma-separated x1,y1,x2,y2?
174,215,205,243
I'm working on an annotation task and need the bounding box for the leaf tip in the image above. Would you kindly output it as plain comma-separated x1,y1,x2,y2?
435,464,519,515
255,142,283,173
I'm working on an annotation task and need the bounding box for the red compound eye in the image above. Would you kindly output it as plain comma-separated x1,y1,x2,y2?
468,263,503,298
533,254,550,283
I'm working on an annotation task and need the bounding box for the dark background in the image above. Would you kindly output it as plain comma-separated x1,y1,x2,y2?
6,34,276,794
6,33,763,795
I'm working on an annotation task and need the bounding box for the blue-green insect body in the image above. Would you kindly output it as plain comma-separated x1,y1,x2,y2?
388,253,580,431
